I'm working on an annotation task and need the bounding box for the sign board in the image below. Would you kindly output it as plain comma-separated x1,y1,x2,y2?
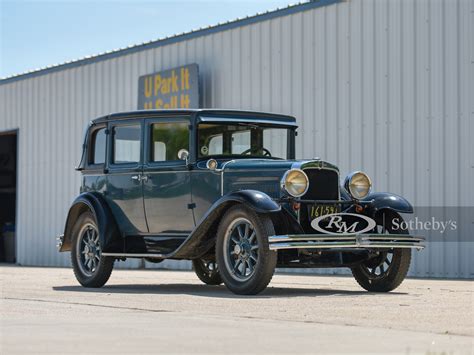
138,64,199,109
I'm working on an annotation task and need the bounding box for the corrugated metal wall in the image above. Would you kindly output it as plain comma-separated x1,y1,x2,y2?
0,0,472,277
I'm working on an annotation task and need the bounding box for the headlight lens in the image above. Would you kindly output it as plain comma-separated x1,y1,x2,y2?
281,169,309,197
344,171,372,199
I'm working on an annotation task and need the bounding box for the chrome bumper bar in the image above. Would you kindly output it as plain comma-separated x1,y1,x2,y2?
268,234,425,251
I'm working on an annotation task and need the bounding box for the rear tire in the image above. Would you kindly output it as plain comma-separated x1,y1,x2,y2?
216,205,277,295
192,258,222,285
351,212,411,292
71,211,114,288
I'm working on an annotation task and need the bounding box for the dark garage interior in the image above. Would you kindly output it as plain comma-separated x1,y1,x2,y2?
0,131,17,263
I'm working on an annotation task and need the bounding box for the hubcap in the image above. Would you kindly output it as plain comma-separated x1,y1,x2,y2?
76,223,101,277
202,260,218,277
223,217,259,281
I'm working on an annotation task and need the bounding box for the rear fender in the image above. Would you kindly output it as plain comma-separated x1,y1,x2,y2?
60,192,121,252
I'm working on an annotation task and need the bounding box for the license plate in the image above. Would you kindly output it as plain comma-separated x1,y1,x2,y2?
308,204,340,219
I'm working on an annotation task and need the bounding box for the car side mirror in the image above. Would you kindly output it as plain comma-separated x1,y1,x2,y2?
177,149,190,166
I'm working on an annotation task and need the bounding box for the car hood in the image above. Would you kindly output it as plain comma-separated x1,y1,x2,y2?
218,159,340,198
221,158,339,173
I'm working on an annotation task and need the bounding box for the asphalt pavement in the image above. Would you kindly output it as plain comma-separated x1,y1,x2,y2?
0,265,472,354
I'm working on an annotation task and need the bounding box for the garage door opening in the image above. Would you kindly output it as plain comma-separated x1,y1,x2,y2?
0,131,17,263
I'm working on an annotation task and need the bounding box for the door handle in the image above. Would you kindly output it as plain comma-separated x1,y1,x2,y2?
131,174,148,182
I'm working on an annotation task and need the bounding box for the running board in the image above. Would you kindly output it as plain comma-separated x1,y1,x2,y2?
101,252,166,259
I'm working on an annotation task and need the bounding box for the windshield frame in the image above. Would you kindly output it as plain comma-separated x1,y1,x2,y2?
196,120,296,161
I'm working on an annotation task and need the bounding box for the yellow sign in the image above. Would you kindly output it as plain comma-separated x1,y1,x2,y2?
138,64,199,109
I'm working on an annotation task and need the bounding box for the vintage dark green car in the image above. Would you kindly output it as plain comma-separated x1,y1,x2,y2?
58,109,424,295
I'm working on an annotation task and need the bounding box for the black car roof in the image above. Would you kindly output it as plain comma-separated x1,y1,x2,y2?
91,109,297,126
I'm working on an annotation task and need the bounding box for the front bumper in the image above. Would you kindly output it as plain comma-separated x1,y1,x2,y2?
268,234,425,251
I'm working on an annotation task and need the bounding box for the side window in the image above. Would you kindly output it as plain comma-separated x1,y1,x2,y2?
150,122,189,162
90,128,106,165
113,124,141,164
263,128,288,159
231,130,250,154
208,135,223,155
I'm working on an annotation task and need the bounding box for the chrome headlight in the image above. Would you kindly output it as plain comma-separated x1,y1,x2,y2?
281,169,309,197
344,171,372,199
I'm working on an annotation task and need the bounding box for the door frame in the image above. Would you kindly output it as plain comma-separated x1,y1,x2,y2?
142,116,194,236
105,119,148,234
0,128,19,263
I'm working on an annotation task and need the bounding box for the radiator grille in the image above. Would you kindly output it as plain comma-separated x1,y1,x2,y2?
302,168,339,200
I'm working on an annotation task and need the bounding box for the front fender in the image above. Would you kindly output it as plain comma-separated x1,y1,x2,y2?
60,192,120,252
172,190,280,259
362,192,414,217
216,190,281,213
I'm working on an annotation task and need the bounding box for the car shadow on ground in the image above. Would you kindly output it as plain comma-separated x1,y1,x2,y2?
52,283,406,298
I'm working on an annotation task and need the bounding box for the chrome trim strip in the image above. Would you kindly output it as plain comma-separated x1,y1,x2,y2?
270,243,423,250
219,160,235,196
268,234,425,251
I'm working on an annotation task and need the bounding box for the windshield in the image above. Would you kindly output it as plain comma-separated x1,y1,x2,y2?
197,123,291,159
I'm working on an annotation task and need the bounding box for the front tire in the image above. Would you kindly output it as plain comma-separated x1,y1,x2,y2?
216,205,277,295
71,211,114,288
351,212,411,292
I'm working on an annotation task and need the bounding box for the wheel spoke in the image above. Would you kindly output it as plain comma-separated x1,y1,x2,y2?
233,259,242,273
87,229,93,242
247,259,254,274
250,252,257,262
251,245,258,251
244,224,250,239
237,225,244,239
231,236,240,245
240,260,247,276
248,231,256,243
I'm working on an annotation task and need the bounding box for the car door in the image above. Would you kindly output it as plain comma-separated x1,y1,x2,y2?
105,119,148,235
142,117,194,235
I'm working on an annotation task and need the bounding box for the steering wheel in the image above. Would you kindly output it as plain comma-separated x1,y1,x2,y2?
241,147,272,157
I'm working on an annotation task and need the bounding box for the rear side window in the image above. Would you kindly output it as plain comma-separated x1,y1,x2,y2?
90,128,106,165
113,124,141,164
150,122,189,162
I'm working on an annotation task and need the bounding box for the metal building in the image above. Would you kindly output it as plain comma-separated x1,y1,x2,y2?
0,0,472,278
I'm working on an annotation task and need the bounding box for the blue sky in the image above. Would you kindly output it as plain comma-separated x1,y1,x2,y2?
0,0,294,79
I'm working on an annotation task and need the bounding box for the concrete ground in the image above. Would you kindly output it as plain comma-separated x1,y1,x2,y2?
0,265,472,354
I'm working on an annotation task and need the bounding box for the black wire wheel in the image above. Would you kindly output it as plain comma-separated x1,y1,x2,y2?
76,223,101,276
192,258,222,285
223,217,259,281
71,211,114,288
351,211,412,292
216,205,277,295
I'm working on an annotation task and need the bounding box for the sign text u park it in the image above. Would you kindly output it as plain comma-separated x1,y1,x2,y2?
138,64,199,110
